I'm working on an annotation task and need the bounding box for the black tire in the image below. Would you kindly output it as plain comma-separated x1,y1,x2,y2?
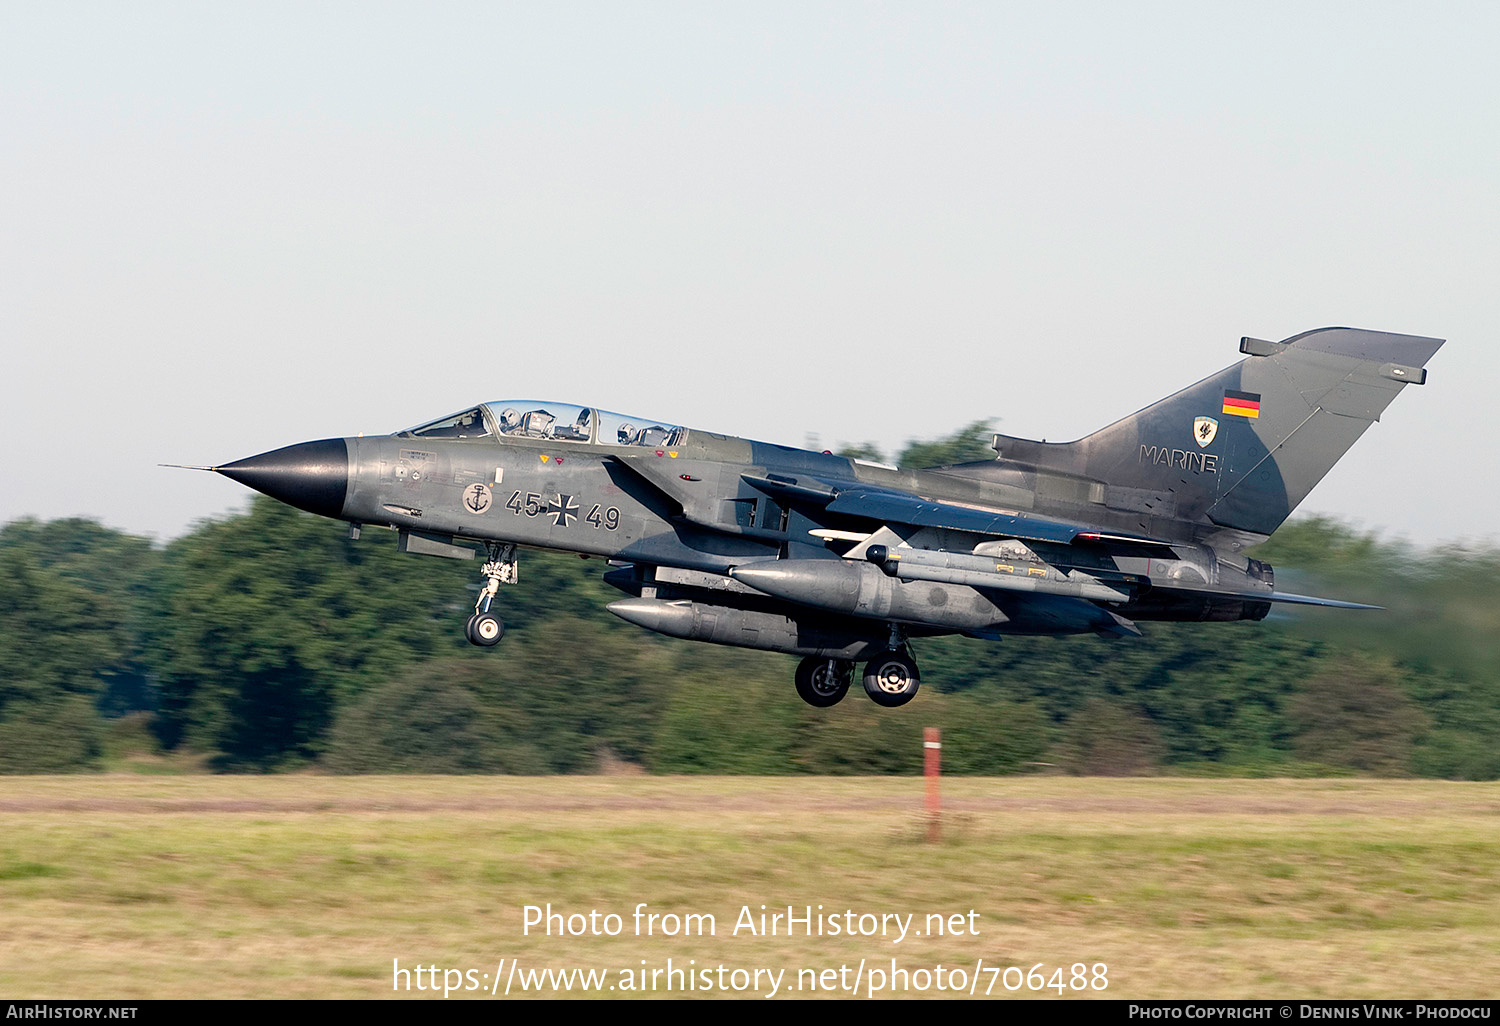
469,612,505,647
861,650,920,707
794,657,852,707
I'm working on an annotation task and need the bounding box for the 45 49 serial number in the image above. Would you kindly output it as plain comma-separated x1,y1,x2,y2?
505,490,619,530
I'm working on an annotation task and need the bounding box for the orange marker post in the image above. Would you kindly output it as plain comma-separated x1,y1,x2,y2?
924,727,941,842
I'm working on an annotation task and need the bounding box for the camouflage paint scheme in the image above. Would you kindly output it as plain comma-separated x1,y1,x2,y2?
204,326,1442,706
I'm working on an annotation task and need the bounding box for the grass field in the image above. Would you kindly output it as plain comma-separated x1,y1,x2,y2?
1,776,1498,999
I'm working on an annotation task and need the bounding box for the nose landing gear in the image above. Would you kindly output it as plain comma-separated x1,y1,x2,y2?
466,543,517,647
466,611,504,646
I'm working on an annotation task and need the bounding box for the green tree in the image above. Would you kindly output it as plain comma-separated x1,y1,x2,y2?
835,441,887,463
1055,697,1165,775
898,420,996,468
1288,656,1430,775
142,498,478,767
0,519,154,771
325,660,547,773
651,653,801,774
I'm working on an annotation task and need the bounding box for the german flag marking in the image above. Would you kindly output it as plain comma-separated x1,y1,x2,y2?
1223,389,1261,418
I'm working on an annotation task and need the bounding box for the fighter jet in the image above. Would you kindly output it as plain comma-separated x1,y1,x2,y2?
190,327,1441,708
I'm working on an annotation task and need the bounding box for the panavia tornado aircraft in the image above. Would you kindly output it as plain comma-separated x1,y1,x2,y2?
188,327,1441,708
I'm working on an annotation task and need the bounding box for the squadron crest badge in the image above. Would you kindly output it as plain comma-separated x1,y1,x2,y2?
463,483,493,514
1193,416,1218,448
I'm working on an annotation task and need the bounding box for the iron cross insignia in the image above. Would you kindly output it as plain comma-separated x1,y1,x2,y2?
548,494,580,528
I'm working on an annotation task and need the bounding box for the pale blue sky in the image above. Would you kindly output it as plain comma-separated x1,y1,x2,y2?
3,2,1495,543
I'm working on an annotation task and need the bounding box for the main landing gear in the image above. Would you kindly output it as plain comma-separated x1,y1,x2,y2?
860,647,920,707
794,658,854,707
465,543,517,647
794,627,921,708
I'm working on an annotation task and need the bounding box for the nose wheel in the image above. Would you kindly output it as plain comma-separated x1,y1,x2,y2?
466,611,505,646
467,543,517,647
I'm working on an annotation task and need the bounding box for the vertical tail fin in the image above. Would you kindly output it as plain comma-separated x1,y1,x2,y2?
992,327,1444,538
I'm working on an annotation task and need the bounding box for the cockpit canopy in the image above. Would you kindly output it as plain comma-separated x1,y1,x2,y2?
397,401,687,448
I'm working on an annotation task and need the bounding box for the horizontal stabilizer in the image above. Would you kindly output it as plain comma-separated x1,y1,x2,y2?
1262,591,1381,610
1152,583,1380,610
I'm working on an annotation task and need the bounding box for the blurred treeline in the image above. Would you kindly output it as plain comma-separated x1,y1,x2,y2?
2,423,1497,776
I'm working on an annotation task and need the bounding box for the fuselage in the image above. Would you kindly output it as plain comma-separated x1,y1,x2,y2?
217,404,1265,640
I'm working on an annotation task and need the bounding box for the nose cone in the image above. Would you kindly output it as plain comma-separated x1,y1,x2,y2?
216,438,349,520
